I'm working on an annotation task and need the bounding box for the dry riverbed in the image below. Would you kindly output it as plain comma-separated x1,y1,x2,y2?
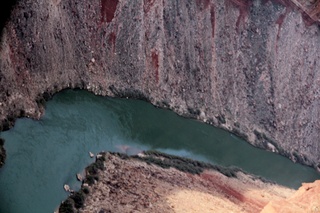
58,151,319,213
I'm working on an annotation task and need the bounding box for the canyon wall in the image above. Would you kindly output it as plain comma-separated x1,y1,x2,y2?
0,0,319,169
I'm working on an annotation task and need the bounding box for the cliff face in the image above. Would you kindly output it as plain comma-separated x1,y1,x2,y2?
0,0,319,169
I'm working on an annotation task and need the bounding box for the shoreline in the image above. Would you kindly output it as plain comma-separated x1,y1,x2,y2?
58,151,298,213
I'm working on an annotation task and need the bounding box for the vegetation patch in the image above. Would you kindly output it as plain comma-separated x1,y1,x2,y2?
111,152,130,159
134,150,242,178
1,115,16,131
82,186,90,194
0,138,6,168
137,150,275,183
70,191,85,209
84,153,106,186
59,198,75,213
187,107,200,116
59,153,107,211
36,90,54,107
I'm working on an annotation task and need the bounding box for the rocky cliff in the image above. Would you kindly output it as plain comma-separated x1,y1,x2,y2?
0,0,319,169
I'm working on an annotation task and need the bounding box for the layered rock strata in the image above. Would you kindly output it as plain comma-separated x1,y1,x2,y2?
0,0,320,168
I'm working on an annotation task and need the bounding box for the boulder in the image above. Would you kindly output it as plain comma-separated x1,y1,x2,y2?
63,184,71,192
89,152,94,158
76,173,83,181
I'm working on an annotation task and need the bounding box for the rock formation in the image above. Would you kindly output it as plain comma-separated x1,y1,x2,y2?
63,184,71,192
261,180,320,212
0,0,319,168
76,173,83,181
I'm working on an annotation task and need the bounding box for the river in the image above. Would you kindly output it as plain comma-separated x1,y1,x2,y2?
0,89,319,213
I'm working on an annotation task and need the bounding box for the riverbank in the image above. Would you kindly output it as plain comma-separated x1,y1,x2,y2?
58,151,300,213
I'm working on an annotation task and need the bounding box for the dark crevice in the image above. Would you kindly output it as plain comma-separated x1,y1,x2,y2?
0,0,19,37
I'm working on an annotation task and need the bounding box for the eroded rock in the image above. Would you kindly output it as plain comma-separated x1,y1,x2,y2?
261,180,320,213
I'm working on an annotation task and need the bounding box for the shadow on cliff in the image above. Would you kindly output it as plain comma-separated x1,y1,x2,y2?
0,0,19,37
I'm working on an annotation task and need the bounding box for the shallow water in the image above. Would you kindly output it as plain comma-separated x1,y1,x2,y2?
0,89,319,213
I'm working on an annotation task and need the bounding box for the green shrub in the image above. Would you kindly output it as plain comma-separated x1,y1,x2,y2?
85,175,96,186
70,191,85,209
86,164,99,175
86,154,106,175
82,187,90,194
137,150,241,177
59,198,74,213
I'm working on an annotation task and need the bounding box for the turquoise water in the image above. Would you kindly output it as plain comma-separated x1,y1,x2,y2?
0,89,319,213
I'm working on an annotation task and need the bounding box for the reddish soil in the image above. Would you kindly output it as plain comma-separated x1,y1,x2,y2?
100,0,119,23
226,0,252,32
108,32,116,52
302,11,317,26
151,51,159,83
144,0,156,14
200,172,267,212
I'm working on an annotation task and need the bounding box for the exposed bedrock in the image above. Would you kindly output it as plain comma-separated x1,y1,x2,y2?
0,0,319,169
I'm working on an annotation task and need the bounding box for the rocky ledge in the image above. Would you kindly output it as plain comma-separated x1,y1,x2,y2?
262,180,320,212
57,151,304,213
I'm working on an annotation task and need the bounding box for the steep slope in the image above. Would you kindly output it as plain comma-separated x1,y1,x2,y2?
0,0,319,169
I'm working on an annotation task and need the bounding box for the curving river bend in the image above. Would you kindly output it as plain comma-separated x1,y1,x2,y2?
0,89,319,213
